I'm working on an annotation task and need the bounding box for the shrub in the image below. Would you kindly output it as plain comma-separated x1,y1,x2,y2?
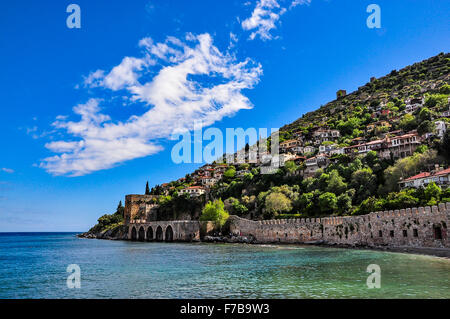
199,199,229,228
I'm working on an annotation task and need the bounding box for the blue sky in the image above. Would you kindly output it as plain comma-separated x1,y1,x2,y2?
0,0,449,231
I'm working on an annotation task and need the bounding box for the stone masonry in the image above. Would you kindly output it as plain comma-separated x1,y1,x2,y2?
128,219,201,242
228,203,449,248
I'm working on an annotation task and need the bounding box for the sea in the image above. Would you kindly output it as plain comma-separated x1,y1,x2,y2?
0,232,449,299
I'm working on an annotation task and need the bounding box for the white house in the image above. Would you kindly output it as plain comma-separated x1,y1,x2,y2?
179,186,206,197
399,168,450,189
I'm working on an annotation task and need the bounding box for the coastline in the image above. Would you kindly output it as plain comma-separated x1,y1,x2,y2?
77,231,450,259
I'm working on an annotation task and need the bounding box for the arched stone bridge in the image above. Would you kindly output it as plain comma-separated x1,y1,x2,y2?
128,220,201,242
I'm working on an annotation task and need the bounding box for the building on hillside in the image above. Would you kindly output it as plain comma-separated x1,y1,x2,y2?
319,143,344,156
336,89,347,99
280,139,299,153
200,177,218,187
442,106,450,117
312,129,340,145
344,138,390,159
304,154,329,177
435,121,447,138
329,147,345,156
350,137,367,145
299,145,316,155
404,97,424,114
399,168,450,189
179,186,206,197
388,132,422,159
290,156,306,166
292,129,305,140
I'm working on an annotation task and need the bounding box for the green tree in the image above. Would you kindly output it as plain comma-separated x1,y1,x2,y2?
299,192,315,216
417,120,433,136
229,198,248,216
326,170,347,195
284,160,298,174
424,93,448,108
117,200,124,217
199,199,230,228
350,168,377,204
414,145,429,154
399,113,416,131
224,168,236,179
337,192,352,215
337,117,361,137
424,182,441,204
264,192,292,219
364,151,379,169
417,107,432,122
145,181,150,195
439,131,450,162
318,192,337,215
439,84,450,94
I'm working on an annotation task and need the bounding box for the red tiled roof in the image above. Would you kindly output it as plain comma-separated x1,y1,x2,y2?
435,168,450,176
403,172,431,182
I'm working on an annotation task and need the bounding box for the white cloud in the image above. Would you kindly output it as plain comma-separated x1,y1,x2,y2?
40,33,262,176
290,0,311,9
1,168,14,174
241,0,311,41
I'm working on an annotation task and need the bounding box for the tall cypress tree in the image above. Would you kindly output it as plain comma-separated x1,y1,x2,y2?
145,181,150,195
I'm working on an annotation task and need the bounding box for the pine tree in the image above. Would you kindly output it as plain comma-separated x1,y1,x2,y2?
145,181,150,195
116,201,124,218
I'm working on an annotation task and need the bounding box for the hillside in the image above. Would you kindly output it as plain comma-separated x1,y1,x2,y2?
280,53,450,134
90,53,450,232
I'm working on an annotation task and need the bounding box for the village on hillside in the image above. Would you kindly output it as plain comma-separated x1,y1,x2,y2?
92,53,450,230
139,54,450,221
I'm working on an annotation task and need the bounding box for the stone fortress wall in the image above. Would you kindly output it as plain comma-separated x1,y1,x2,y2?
229,203,449,248
125,194,449,249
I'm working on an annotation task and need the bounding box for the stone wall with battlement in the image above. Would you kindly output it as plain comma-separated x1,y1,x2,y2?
229,203,450,248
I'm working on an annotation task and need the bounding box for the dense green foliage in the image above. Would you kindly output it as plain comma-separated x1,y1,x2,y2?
199,199,230,228
89,201,125,233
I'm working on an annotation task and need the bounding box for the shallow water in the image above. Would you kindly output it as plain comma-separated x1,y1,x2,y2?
0,233,449,298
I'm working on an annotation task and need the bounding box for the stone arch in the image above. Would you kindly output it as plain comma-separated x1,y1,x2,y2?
165,225,174,242
156,226,163,241
131,226,137,241
138,226,145,241
146,226,153,241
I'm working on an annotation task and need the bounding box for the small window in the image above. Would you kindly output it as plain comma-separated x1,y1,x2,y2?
403,230,408,237
378,230,382,237
434,227,443,240
390,230,394,237
413,229,418,237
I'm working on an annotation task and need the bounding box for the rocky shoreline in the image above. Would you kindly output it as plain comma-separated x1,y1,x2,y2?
77,225,129,240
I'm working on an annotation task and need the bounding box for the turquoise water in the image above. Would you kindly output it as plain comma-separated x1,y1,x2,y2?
0,233,449,299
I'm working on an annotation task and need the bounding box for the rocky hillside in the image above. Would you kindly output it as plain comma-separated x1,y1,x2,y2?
281,53,450,135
